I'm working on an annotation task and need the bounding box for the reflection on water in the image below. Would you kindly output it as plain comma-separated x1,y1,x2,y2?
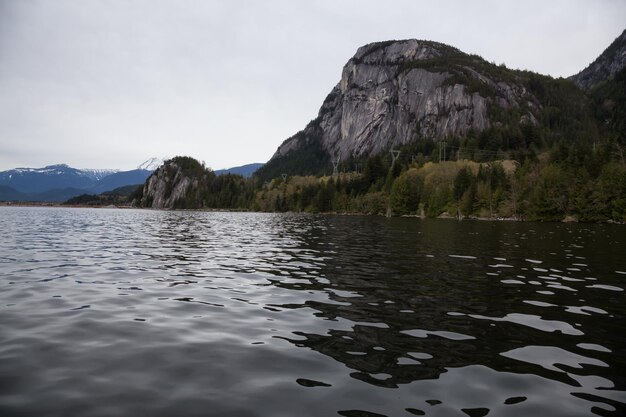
1,207,625,417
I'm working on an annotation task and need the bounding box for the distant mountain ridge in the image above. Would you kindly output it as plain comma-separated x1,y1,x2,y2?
0,185,28,201
214,163,263,178
0,163,154,202
0,160,265,202
0,164,107,194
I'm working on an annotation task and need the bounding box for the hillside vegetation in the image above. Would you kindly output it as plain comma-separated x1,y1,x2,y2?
252,147,625,222
135,138,626,222
134,67,626,222
63,184,142,206
134,33,626,223
255,37,605,182
134,156,257,209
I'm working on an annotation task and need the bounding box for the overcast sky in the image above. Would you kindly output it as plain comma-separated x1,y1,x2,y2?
1,0,625,171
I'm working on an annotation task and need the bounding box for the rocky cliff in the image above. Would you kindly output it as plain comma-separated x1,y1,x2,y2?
570,28,626,91
138,157,202,208
265,39,542,173
135,156,254,209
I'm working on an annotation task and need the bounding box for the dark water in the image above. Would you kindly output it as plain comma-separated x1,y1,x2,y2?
1,207,625,417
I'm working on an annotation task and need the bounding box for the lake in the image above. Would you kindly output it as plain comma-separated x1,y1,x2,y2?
1,207,625,416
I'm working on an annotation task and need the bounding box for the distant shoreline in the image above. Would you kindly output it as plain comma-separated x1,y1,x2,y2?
0,202,133,209
2,202,624,225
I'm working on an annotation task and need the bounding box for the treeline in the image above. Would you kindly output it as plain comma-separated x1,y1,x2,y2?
133,64,626,222
64,184,142,206
143,138,626,222
132,118,626,222
247,67,626,222
167,156,258,209
174,173,257,210
252,139,626,222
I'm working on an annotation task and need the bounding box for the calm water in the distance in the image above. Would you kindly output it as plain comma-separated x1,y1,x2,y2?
1,207,625,417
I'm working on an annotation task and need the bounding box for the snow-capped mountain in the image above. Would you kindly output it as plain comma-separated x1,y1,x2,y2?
79,168,120,181
0,161,158,201
0,159,264,202
0,164,98,194
137,157,166,171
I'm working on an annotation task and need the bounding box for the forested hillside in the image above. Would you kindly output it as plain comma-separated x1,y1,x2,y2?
134,32,626,223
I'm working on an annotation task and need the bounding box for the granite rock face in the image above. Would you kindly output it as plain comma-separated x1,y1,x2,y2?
570,28,626,91
139,161,197,208
271,39,537,163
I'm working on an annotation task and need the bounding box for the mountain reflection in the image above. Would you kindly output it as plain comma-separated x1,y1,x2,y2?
265,216,624,397
1,209,625,417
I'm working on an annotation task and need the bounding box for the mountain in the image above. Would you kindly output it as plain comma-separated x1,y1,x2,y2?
0,159,264,202
0,185,28,202
570,29,626,91
63,184,142,206
137,157,166,171
0,163,155,202
0,184,90,203
214,163,263,177
572,29,626,140
255,38,592,180
101,184,143,197
591,66,626,140
130,35,626,222
80,168,120,181
88,169,155,194
29,187,93,203
138,157,201,208
0,164,103,194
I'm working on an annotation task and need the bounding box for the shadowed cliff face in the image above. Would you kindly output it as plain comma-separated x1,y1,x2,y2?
272,39,537,162
570,29,626,91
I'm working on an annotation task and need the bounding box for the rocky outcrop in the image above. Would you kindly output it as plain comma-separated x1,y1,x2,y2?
270,39,538,164
136,156,254,209
138,158,199,208
570,28,626,91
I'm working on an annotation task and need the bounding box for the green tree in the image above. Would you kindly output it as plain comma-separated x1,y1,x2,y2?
529,164,569,221
594,163,626,221
453,167,474,200
390,171,422,215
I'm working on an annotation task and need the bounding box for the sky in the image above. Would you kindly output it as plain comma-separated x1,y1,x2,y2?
0,1,625,171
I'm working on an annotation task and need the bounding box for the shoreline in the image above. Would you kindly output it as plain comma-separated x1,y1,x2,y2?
2,202,624,225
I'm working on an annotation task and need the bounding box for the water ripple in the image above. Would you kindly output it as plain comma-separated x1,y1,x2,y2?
1,207,625,416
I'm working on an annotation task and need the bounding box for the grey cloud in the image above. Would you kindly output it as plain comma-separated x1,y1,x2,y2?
0,0,624,170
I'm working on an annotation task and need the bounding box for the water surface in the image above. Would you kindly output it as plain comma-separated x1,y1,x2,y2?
1,207,625,416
